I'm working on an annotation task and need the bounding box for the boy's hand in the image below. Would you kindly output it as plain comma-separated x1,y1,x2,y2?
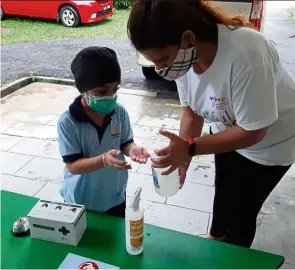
129,146,150,164
104,150,132,169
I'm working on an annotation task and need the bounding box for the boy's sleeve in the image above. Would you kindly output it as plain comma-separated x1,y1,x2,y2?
57,115,83,163
120,107,134,150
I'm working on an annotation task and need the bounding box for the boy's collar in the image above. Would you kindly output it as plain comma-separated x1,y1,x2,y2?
69,95,115,122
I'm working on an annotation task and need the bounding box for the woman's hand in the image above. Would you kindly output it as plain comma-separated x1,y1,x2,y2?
151,130,191,175
179,159,191,188
104,150,132,169
129,146,150,164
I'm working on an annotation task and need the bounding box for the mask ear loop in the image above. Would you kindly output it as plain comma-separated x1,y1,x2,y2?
83,93,90,106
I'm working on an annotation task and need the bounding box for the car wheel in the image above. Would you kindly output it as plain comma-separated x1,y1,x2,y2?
142,67,165,81
0,6,4,20
60,5,80,27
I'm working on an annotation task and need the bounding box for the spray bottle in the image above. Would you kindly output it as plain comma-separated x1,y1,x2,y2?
125,187,144,255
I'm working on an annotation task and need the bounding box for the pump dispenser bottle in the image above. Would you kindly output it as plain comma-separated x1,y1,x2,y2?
125,187,144,255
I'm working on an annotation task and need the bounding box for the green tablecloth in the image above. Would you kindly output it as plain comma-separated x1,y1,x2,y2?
1,190,284,269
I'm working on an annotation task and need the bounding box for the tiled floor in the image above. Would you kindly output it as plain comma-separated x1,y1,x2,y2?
1,82,294,266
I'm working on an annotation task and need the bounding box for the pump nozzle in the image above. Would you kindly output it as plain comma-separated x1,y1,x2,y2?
129,187,142,211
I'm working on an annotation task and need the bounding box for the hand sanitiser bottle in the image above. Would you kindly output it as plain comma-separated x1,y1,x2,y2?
126,187,144,255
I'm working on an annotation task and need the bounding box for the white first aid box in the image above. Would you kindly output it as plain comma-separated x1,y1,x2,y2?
28,199,87,246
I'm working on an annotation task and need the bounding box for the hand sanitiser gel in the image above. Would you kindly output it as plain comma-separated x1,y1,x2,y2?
126,187,144,255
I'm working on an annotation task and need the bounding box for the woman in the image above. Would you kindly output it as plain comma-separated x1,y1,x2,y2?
127,0,295,248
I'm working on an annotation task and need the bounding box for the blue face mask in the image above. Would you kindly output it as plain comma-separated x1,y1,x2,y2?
84,93,117,115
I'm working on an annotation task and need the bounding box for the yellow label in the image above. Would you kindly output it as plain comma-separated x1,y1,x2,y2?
130,218,144,248
165,103,181,108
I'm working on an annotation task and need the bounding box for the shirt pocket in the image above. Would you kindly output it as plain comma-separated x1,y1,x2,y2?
109,133,121,150
110,122,122,149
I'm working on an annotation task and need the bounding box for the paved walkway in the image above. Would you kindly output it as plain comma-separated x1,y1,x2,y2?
263,1,295,81
1,82,294,267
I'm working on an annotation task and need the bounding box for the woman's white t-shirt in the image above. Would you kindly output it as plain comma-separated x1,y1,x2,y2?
176,24,295,166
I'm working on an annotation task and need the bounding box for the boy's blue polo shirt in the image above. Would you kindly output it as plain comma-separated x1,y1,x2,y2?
57,96,134,212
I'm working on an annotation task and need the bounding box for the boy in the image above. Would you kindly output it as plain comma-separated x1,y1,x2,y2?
57,46,150,218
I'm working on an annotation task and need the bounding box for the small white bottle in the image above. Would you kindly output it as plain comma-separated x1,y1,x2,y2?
125,187,144,255
150,151,180,197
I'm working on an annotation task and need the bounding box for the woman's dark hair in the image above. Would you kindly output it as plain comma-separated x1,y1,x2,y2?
127,0,254,51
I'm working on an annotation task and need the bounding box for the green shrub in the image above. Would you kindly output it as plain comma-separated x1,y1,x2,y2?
114,0,135,10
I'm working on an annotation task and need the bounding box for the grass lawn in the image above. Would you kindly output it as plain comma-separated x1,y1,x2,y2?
1,10,130,44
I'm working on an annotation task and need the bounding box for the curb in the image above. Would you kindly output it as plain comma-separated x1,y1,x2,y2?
0,76,75,99
1,77,32,98
0,76,159,99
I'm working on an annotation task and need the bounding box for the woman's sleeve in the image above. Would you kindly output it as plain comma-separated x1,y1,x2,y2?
231,52,278,131
175,77,189,107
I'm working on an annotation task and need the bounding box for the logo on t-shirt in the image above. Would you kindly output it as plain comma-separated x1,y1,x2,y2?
196,96,237,127
210,96,227,110
111,124,121,137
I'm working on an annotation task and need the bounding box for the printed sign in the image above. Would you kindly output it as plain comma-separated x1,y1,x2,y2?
58,253,119,269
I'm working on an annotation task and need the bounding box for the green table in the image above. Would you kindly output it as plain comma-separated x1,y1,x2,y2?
1,190,284,269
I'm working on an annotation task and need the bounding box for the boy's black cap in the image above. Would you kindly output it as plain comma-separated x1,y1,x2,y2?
71,46,121,93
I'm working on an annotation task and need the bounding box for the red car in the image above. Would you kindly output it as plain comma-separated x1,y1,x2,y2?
0,0,114,27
